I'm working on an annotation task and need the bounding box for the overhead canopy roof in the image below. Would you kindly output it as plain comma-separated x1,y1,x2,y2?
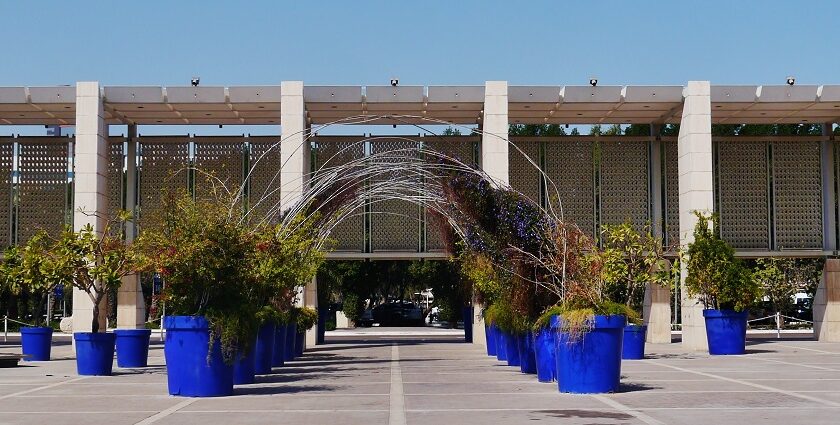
1,84,840,126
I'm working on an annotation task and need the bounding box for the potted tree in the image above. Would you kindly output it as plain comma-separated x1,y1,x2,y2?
0,233,67,362
684,212,759,355
601,221,670,359
295,306,318,357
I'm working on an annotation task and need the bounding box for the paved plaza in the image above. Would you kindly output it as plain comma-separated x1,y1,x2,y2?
1,330,840,424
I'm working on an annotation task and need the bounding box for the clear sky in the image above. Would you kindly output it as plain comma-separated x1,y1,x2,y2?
1,1,838,135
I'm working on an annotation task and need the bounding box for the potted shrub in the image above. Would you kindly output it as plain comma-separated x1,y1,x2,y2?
294,306,318,357
684,212,759,355
601,222,670,360
513,315,537,374
0,233,68,362
134,192,257,396
532,310,557,383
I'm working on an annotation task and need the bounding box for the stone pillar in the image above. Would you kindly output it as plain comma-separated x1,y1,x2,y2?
650,124,664,240
821,123,836,252
72,81,109,333
815,259,840,341
481,81,509,186
117,125,145,328
644,261,672,343
304,276,318,347
677,81,713,351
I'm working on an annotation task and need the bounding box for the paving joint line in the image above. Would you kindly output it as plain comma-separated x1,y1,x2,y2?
134,398,197,424
592,394,665,425
389,343,406,425
0,376,88,400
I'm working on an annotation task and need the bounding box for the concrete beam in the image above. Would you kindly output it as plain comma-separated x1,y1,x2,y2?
677,81,713,351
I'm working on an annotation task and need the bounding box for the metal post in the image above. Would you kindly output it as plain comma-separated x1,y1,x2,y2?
776,311,782,339
4,316,7,342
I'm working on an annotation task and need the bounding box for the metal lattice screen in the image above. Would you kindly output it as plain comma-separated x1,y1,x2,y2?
193,137,245,203
138,137,189,229
717,140,770,249
544,139,596,237
663,139,680,247
0,139,13,246
107,137,125,236
314,137,365,252
17,137,70,242
508,139,542,205
422,137,479,252
599,139,650,230
370,138,421,252
773,140,822,249
247,136,282,224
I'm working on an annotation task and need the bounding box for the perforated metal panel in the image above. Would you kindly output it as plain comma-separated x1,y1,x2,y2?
138,137,189,229
314,137,365,252
17,138,69,242
509,139,541,205
544,139,595,237
422,137,478,252
247,137,283,224
193,137,245,204
663,139,680,247
717,140,769,249
107,137,125,236
370,138,421,252
0,139,13,246
773,140,822,249
599,140,649,230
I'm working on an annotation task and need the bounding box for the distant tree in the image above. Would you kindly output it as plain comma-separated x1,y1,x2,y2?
509,124,567,136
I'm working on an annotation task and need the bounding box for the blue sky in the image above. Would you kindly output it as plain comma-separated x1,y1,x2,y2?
1,1,838,135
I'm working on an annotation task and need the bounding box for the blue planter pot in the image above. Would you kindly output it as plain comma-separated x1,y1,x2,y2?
516,332,537,374
233,350,256,385
494,325,508,361
463,306,473,343
284,323,297,361
622,325,647,360
74,332,116,376
20,327,53,361
484,324,497,356
703,309,748,355
552,314,625,394
115,329,152,367
164,316,233,397
534,327,556,382
253,322,275,375
295,332,305,358
504,331,521,367
272,323,287,367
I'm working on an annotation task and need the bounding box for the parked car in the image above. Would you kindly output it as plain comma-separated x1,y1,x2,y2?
370,301,425,327
359,309,375,327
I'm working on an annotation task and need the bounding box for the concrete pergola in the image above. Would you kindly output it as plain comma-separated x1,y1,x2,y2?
2,80,839,352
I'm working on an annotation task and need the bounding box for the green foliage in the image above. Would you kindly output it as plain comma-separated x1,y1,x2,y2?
533,301,636,340
683,212,758,311
459,250,503,304
753,258,822,313
600,221,671,321
295,306,318,330
341,291,365,324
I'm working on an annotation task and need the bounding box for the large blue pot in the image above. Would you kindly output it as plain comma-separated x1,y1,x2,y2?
115,329,152,367
164,316,233,397
494,325,508,361
20,327,53,361
622,325,647,360
253,322,275,374
484,324,497,356
284,323,297,361
272,323,287,367
534,327,556,382
552,314,625,394
295,331,305,358
233,349,256,385
703,309,748,355
504,331,521,367
463,306,473,343
516,331,537,374
74,332,116,376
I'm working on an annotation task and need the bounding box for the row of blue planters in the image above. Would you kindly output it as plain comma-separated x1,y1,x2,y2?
21,327,153,375
483,309,748,393
167,316,305,397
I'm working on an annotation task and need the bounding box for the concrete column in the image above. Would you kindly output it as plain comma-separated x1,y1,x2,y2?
815,259,840,341
472,301,486,347
481,81,509,186
72,81,109,333
304,276,318,347
650,125,663,240
644,261,672,344
821,123,836,252
117,125,145,328
677,81,713,351
280,81,309,211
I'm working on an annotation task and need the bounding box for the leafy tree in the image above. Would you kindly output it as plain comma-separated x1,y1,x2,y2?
753,258,823,317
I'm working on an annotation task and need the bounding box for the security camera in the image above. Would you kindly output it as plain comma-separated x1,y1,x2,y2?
390,78,399,87
191,77,200,87
589,78,598,87
786,76,795,86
